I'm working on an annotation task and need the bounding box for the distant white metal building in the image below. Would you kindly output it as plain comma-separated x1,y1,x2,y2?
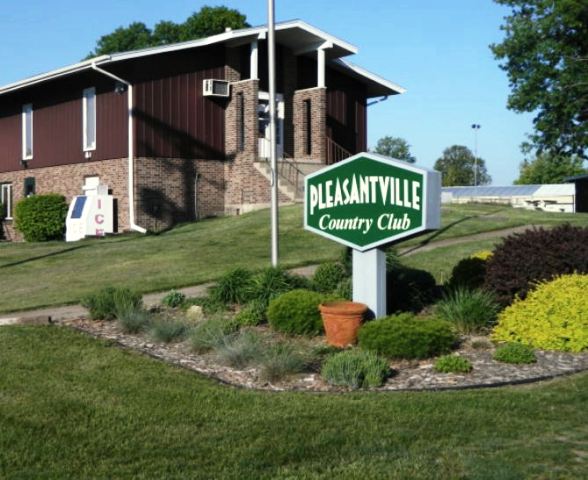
442,184,577,213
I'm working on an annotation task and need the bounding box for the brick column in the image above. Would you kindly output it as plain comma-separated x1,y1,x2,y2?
293,87,327,163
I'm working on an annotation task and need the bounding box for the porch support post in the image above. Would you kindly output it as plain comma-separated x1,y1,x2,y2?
317,48,326,88
250,40,259,80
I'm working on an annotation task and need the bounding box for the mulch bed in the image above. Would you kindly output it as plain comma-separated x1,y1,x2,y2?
61,318,588,392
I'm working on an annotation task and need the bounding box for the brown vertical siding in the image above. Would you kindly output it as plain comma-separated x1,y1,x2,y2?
0,73,127,173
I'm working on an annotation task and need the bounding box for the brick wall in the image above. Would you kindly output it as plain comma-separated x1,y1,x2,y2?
134,157,225,232
0,158,128,241
293,87,327,162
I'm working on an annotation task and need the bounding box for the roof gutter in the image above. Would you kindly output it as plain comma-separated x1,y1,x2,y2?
91,63,146,234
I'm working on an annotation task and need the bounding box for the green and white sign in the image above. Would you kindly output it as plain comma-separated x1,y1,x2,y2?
305,153,441,251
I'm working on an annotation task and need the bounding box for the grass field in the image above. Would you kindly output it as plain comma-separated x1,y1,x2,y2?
1,326,587,479
1,203,587,313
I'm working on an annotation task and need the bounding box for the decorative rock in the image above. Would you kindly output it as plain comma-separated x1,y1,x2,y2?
186,305,204,323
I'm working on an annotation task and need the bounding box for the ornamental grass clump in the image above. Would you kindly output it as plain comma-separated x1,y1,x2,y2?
82,287,142,321
259,342,308,382
247,267,308,305
492,274,588,352
493,343,536,364
117,307,153,334
234,299,267,327
435,288,500,334
161,290,186,308
209,267,254,306
358,313,457,359
149,317,189,343
321,350,389,389
214,330,264,369
434,355,473,373
190,316,238,353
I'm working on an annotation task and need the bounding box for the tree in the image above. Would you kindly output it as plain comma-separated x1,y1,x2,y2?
373,136,416,163
87,6,250,58
515,153,586,184
491,0,588,159
434,145,491,187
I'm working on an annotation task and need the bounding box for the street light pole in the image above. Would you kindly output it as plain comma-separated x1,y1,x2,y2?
471,124,481,186
268,0,279,266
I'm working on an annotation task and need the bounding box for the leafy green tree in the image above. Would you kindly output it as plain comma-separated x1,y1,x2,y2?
491,0,588,159
434,145,491,187
373,136,416,163
87,6,250,58
515,153,586,184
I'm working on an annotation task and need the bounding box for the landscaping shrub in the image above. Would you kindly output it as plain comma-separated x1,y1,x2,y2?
321,349,389,389
312,262,347,294
246,267,305,305
161,290,186,308
117,307,152,334
385,247,402,271
386,267,437,313
259,342,307,382
358,313,457,359
434,355,473,373
447,257,488,290
190,316,238,353
435,288,500,334
234,299,267,327
471,250,493,261
14,194,68,242
492,274,588,352
267,289,324,335
149,316,189,343
81,287,142,320
493,343,536,364
214,330,263,368
209,267,253,306
484,224,588,304
334,277,352,301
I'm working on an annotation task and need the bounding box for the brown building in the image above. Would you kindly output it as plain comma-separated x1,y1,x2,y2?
0,20,404,240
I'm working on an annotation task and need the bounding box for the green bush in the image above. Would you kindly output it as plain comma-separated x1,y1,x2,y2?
312,262,347,294
434,355,473,373
246,267,306,305
117,308,152,334
387,267,437,313
234,299,267,327
358,313,457,359
209,267,253,305
447,257,488,290
161,290,186,308
435,288,500,334
334,277,352,301
190,316,238,353
321,350,389,389
149,317,189,343
492,273,588,352
259,342,308,382
493,343,537,364
267,289,324,335
81,287,142,321
14,194,68,242
214,330,263,368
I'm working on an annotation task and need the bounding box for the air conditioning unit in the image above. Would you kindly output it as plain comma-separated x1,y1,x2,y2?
203,79,230,98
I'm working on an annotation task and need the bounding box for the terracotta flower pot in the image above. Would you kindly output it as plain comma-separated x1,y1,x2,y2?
319,301,368,347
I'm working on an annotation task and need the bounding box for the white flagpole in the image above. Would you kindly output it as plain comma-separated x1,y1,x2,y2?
268,0,279,266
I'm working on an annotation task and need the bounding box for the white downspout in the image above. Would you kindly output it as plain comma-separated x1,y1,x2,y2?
91,63,146,233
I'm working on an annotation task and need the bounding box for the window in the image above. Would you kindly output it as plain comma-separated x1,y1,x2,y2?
22,104,33,160
304,99,312,155
1,184,12,220
24,177,36,197
237,93,245,152
83,87,96,151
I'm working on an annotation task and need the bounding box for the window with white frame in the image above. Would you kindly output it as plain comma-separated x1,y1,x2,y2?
83,87,96,151
22,104,33,160
1,184,12,220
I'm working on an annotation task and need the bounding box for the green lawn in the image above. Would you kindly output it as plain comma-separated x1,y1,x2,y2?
1,203,587,313
1,326,587,479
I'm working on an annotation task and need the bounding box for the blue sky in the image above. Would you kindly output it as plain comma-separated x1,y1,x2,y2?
0,0,533,184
